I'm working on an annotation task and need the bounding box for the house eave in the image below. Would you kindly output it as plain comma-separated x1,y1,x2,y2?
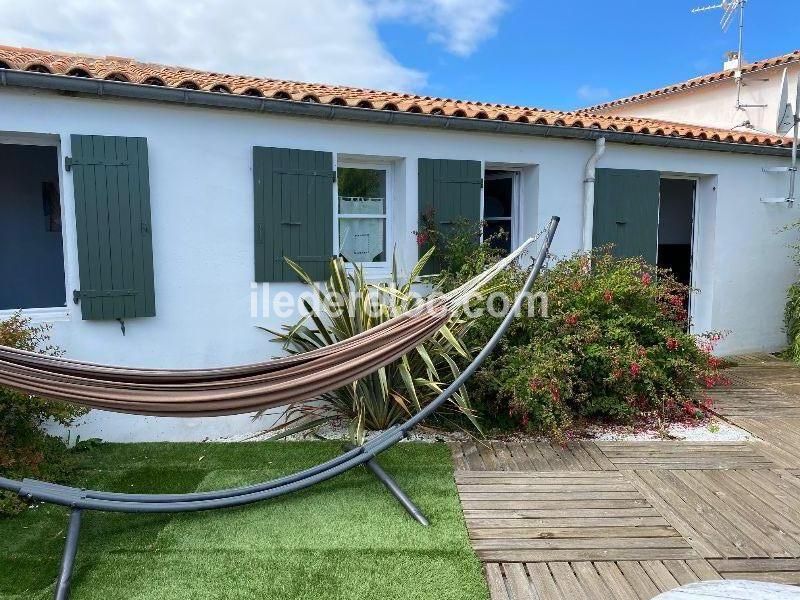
0,69,792,158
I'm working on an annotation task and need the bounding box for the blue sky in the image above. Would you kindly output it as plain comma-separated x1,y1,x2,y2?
1,0,796,112
379,0,799,110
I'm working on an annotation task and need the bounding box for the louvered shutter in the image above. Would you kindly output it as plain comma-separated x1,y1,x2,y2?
254,147,335,282
69,134,156,320
418,158,482,274
593,168,660,264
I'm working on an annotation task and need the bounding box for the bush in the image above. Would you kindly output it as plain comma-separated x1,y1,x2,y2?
266,252,479,444
786,283,800,361
441,246,726,438
0,313,85,516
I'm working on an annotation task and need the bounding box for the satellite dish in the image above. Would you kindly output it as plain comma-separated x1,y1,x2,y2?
777,68,795,135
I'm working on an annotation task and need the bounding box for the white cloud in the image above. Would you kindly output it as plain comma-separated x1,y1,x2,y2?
0,0,428,91
577,84,612,103
375,0,508,57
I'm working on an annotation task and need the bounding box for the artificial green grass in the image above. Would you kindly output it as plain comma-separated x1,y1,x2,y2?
0,442,487,600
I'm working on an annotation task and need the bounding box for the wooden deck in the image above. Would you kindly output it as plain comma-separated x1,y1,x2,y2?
452,354,800,599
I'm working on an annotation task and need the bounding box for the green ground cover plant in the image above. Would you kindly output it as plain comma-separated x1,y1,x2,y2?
0,441,486,600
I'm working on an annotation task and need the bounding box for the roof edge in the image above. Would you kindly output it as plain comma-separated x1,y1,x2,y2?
0,70,792,158
586,50,800,112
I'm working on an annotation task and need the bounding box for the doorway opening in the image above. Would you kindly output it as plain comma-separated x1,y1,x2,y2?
658,178,695,318
0,143,66,311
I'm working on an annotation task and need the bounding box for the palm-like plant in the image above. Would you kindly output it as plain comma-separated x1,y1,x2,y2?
263,249,480,444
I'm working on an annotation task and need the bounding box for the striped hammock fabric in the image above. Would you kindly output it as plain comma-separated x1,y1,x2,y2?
0,239,537,417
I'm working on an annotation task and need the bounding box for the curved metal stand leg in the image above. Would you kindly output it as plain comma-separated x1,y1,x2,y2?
364,457,429,526
344,444,429,526
54,508,82,600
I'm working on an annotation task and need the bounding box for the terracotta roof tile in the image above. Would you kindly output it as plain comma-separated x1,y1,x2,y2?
0,45,792,149
586,50,800,111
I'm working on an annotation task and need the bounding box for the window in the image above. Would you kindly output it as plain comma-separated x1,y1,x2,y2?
0,143,66,311
483,171,517,253
336,163,390,266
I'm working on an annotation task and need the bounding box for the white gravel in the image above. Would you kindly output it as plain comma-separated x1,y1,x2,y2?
213,417,751,443
586,418,752,442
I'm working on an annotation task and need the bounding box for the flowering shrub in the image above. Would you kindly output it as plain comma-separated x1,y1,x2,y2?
0,313,85,515
446,248,727,438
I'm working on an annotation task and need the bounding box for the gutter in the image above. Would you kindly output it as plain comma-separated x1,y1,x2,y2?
0,69,792,158
582,138,606,252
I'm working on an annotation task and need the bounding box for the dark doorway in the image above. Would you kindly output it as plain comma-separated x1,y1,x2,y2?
0,144,66,310
657,179,694,286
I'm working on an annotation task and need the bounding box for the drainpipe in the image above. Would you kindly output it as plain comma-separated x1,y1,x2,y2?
582,137,606,252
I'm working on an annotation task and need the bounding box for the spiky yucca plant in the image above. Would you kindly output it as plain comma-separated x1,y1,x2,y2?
264,249,480,444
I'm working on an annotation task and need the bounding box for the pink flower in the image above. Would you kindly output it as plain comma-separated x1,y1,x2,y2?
629,363,641,377
666,338,679,351
602,289,614,303
415,232,429,246
641,273,652,286
564,314,578,326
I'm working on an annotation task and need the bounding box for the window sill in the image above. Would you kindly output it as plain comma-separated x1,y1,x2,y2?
0,306,71,323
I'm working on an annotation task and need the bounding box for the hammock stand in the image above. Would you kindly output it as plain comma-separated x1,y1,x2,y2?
0,217,559,600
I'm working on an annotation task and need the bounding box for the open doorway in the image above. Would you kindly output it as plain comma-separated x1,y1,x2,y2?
658,178,695,322
0,143,66,311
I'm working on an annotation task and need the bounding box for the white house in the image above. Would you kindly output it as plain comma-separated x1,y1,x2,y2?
0,45,796,441
588,50,800,135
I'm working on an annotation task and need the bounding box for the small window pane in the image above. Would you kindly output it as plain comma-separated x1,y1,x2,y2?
338,168,386,214
339,217,386,263
484,177,512,218
483,221,512,253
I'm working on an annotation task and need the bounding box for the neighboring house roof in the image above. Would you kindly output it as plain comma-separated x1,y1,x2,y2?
586,50,800,112
0,45,792,150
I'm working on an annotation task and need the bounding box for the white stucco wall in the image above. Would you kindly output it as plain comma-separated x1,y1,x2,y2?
599,62,800,136
0,87,796,441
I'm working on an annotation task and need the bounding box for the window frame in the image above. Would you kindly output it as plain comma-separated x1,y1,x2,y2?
334,159,393,271
482,170,521,252
0,133,71,322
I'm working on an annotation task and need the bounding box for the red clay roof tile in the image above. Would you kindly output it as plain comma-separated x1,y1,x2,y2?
586,50,800,111
0,45,792,149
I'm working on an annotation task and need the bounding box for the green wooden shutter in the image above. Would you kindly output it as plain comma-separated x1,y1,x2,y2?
70,134,156,320
593,168,660,264
254,147,334,282
418,158,482,274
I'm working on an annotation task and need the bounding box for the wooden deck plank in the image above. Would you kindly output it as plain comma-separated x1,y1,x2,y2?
548,562,584,599
616,561,661,599
594,562,640,600
572,562,613,600
503,563,537,600
525,563,561,600
485,563,511,600
624,470,724,558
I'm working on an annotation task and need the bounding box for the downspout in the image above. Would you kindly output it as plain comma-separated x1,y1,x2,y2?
582,137,606,252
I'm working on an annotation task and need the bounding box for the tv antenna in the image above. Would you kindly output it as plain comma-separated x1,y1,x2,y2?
691,0,767,121
762,68,799,204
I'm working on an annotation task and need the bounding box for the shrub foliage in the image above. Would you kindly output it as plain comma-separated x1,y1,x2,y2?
438,235,726,437
0,314,85,515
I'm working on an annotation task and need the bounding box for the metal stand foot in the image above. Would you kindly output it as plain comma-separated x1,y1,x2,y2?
345,444,429,526
54,508,82,600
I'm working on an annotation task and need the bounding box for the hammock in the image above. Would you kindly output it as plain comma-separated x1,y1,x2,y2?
0,235,535,417
0,218,559,600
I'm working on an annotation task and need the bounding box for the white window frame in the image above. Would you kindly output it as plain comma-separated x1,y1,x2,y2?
334,159,393,271
0,133,71,322
483,170,521,251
